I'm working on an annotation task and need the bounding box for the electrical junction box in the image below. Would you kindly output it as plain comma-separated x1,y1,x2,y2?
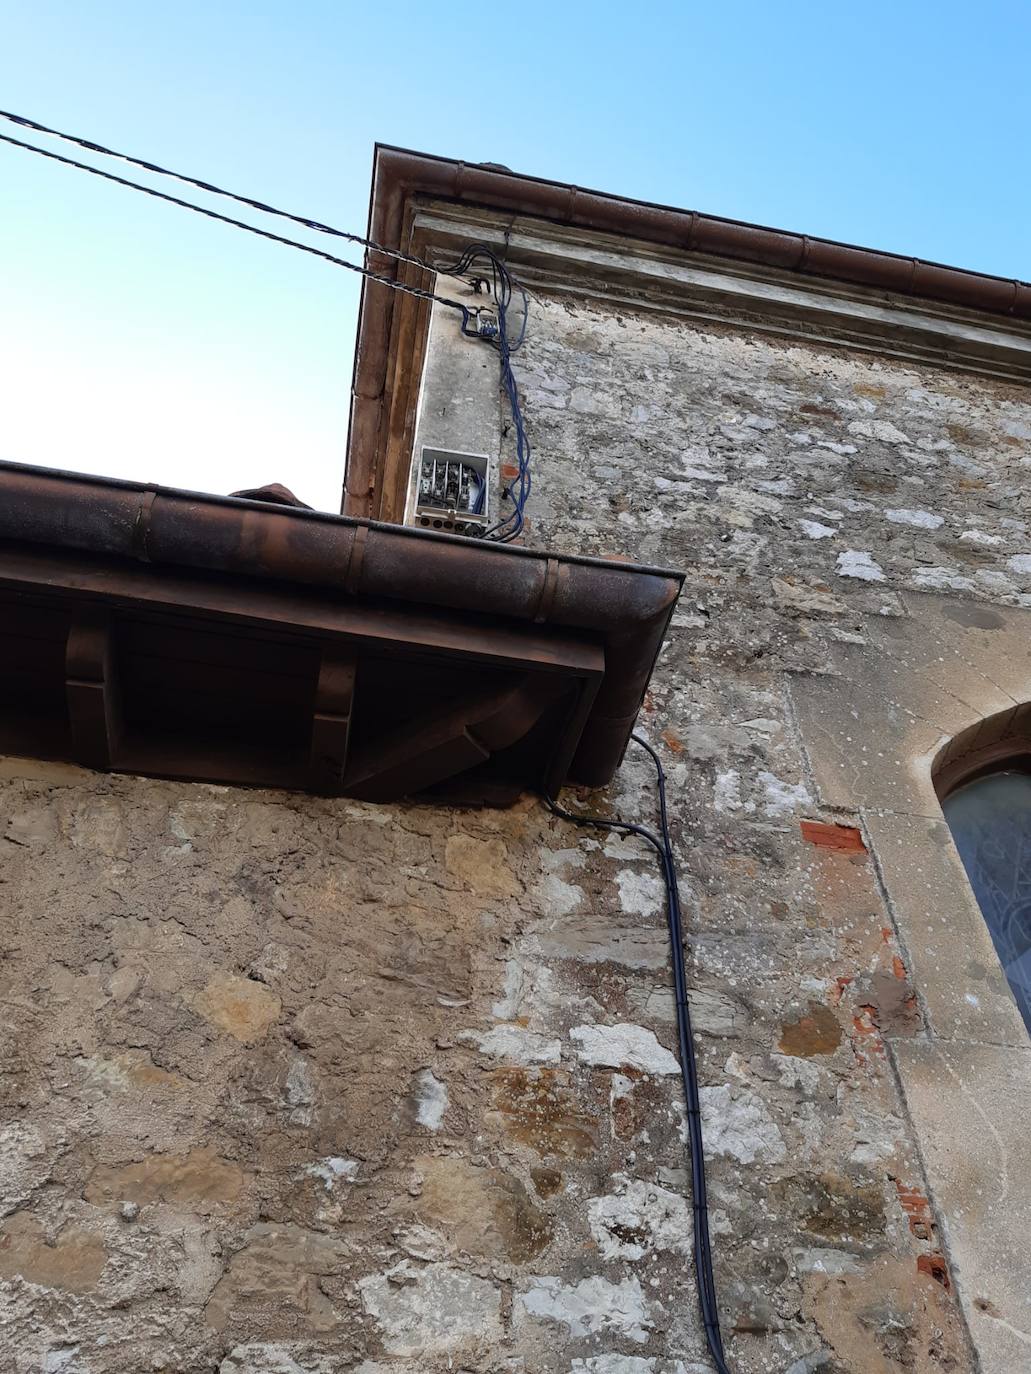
409,446,491,535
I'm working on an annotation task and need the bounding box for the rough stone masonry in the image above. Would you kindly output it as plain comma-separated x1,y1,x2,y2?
5,253,1031,1371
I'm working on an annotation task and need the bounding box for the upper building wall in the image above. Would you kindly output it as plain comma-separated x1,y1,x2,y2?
345,148,1031,522
517,285,1031,594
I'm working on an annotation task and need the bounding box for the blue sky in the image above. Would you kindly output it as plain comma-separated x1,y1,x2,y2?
1,1,1029,510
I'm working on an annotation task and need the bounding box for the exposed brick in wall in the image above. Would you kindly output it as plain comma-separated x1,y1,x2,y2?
799,820,866,853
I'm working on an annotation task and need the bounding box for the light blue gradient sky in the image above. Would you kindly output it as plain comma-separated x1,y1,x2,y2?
2,2,1029,510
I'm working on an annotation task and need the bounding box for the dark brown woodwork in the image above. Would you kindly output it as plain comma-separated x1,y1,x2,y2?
308,653,356,793
65,618,120,770
0,461,680,802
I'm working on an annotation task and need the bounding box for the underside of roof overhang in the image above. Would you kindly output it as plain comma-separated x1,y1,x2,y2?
0,463,682,805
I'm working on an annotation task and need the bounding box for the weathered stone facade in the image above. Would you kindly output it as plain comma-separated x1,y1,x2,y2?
5,192,1031,1374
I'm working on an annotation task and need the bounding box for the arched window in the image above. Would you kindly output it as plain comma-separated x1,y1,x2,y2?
941,769,1031,1035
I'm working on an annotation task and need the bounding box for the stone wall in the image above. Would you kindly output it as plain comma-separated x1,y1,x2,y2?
1,753,753,1374
6,287,1031,1373
503,289,1031,1373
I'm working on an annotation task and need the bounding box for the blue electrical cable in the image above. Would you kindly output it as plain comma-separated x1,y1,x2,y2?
454,244,532,542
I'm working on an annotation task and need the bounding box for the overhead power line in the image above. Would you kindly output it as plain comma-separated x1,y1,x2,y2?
0,110,533,543
0,125,474,317
0,108,456,281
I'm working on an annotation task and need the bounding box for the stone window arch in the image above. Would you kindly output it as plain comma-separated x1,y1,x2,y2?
935,707,1031,1036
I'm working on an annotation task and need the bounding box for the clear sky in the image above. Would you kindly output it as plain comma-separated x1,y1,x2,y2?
2,1,1029,511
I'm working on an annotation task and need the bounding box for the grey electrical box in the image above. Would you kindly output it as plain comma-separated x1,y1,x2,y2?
411,446,491,535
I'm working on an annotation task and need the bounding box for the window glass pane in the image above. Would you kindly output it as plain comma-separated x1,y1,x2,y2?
943,770,1031,1035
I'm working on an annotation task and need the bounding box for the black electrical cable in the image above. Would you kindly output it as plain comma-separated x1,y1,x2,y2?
544,733,733,1374
0,129,480,320
0,107,467,283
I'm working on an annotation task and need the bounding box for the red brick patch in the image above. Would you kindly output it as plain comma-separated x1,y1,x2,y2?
800,819,867,852
917,1254,951,1291
895,1181,934,1240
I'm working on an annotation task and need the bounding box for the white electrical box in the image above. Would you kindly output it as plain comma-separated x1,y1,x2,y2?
409,446,491,535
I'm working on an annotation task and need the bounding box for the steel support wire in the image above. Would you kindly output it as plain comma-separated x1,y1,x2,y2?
544,732,733,1374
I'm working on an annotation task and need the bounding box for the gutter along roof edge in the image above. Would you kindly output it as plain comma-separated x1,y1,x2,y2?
345,144,1031,517
371,144,1031,318
0,460,684,789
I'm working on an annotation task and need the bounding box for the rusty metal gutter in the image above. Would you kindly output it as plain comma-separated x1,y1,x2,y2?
0,461,682,790
346,144,1031,515
368,146,1031,317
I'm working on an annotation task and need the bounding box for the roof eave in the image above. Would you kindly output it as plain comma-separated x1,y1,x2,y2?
345,144,1031,519
0,460,683,799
